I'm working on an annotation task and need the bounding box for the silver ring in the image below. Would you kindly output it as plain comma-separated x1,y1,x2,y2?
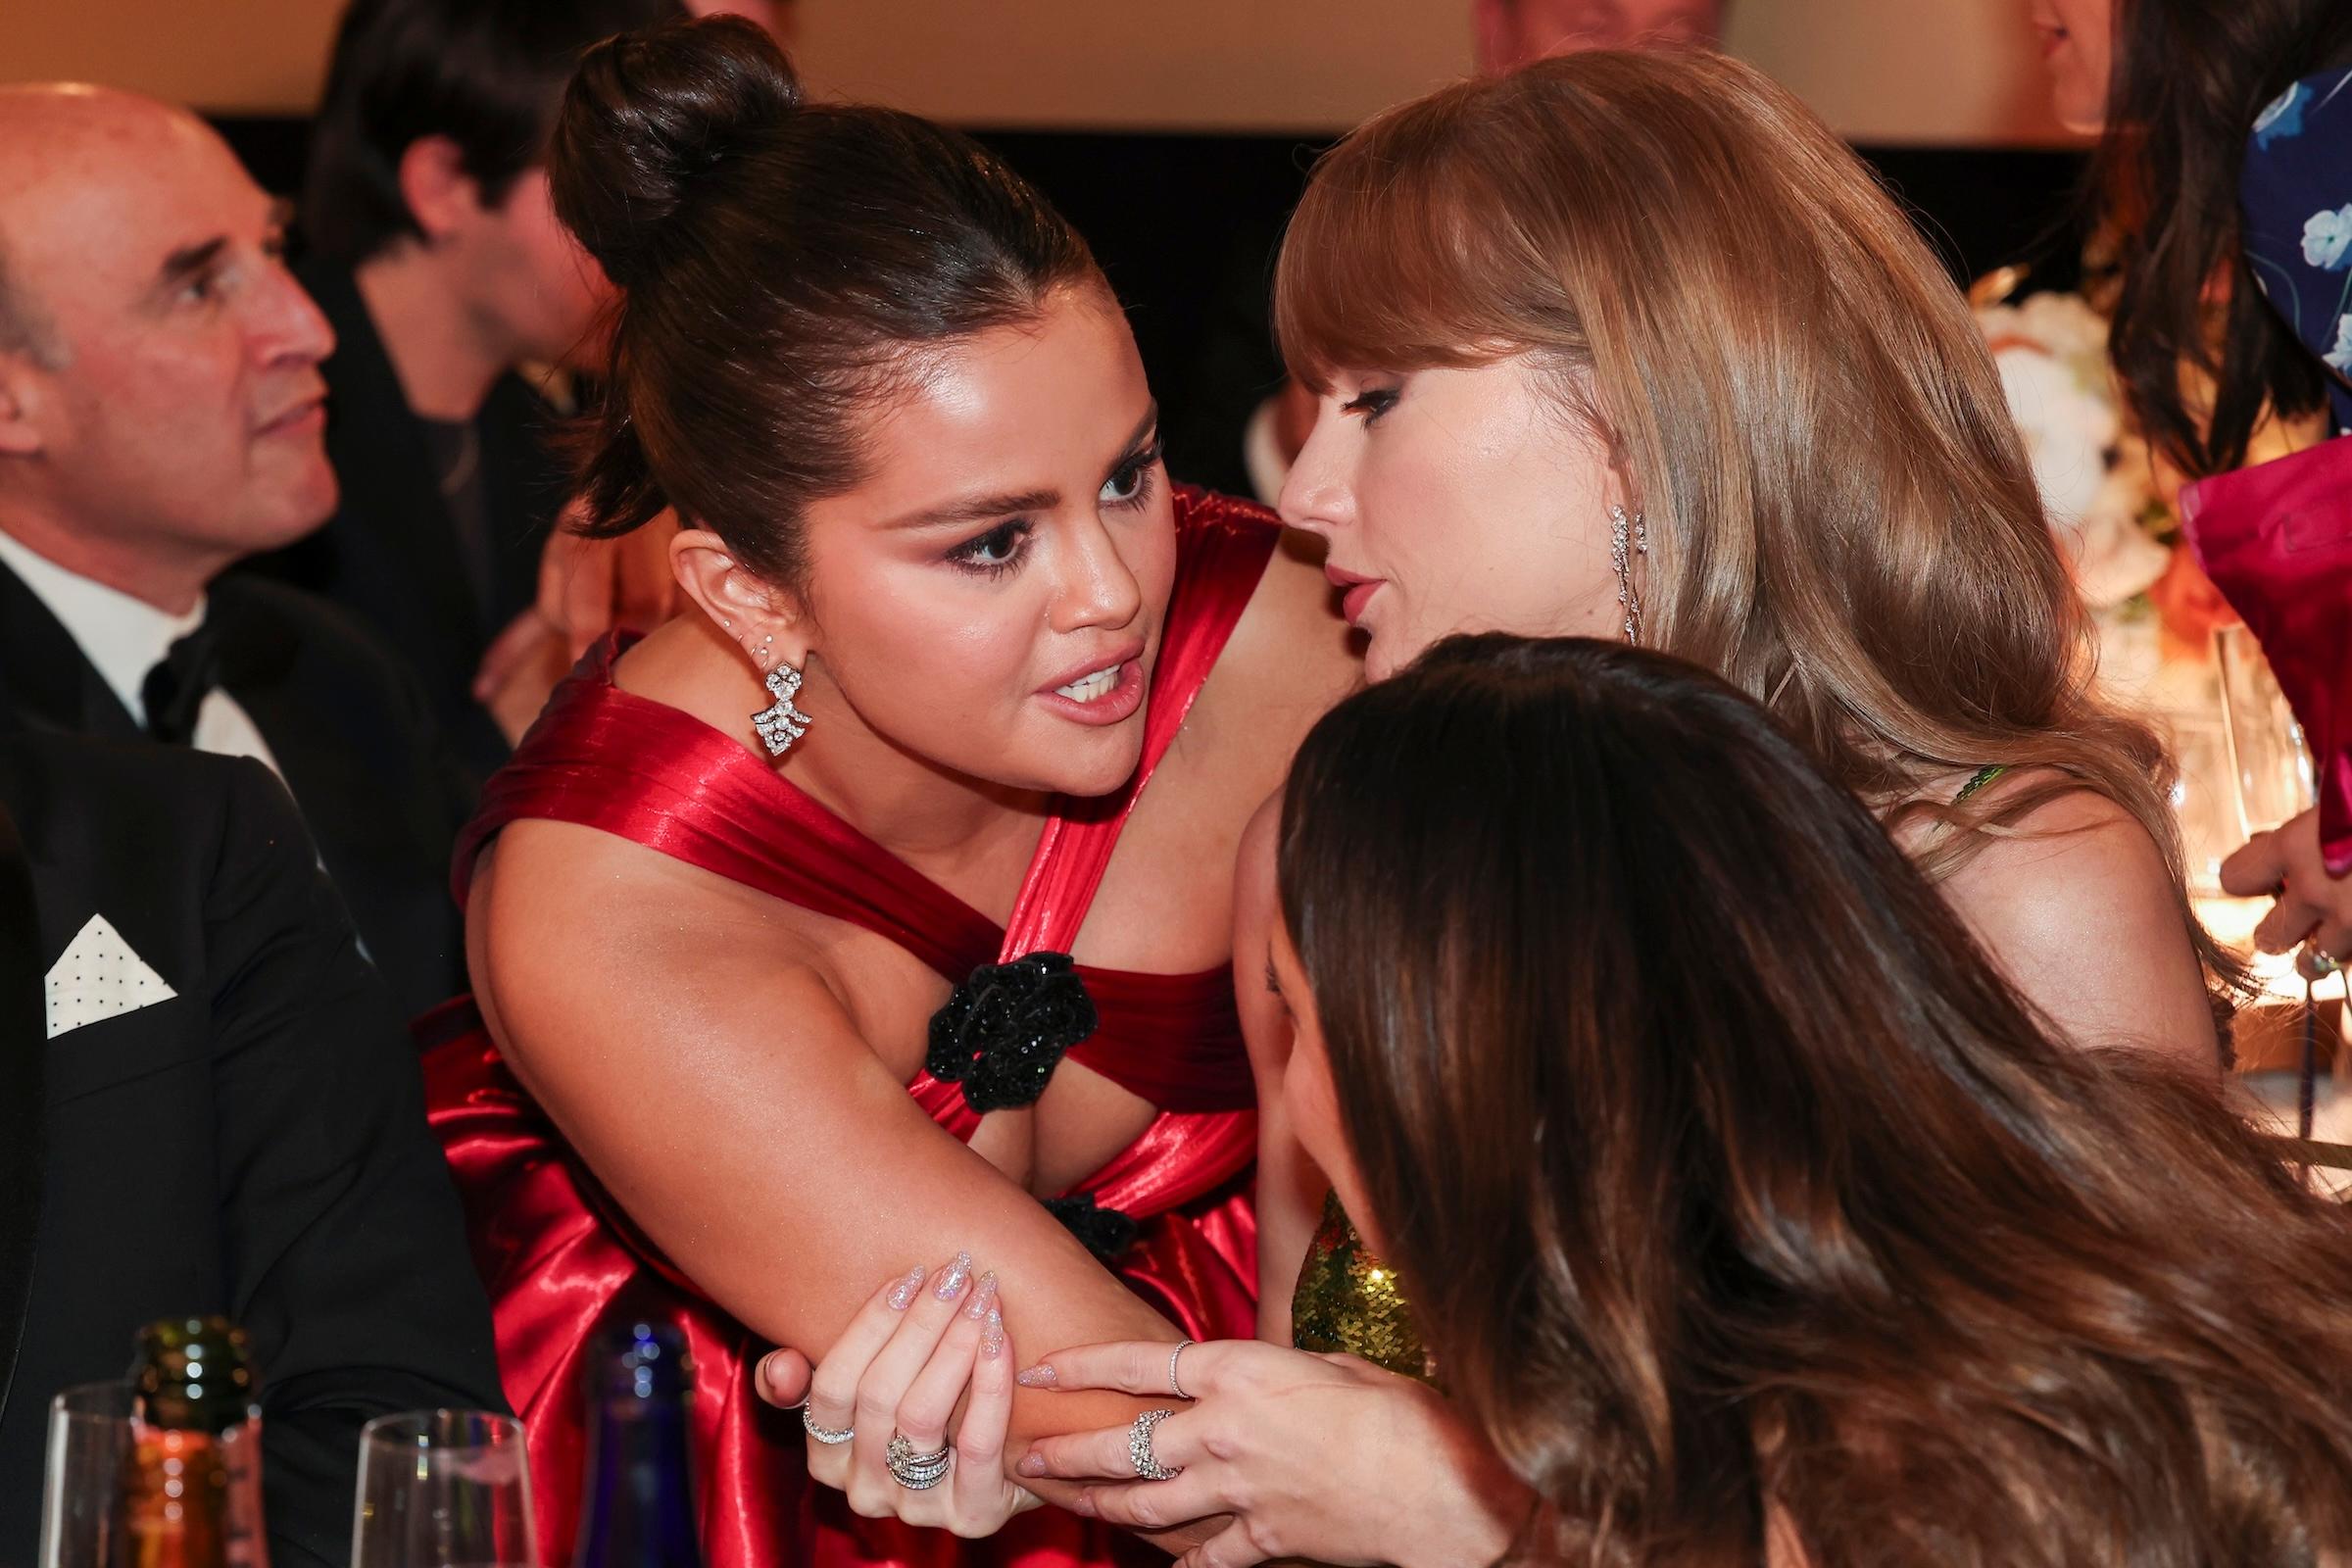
802,1408,855,1446
1128,1408,1181,1481
1167,1340,1193,1400
887,1432,951,1491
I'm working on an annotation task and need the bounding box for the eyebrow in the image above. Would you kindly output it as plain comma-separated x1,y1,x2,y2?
154,235,228,295
883,401,1161,532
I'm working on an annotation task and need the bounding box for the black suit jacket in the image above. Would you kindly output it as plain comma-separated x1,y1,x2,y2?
248,262,571,781
0,734,506,1568
0,558,471,1021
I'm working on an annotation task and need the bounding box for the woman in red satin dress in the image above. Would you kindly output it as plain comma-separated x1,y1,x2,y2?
417,18,1356,1566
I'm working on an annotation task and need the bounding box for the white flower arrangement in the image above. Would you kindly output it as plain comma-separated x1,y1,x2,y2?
1975,290,2173,612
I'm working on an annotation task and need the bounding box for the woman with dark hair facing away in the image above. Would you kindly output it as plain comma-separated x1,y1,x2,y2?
1004,634,2352,1568
2034,0,2352,986
421,14,1355,1564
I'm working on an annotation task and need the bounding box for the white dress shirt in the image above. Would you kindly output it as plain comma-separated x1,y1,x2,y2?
0,529,284,780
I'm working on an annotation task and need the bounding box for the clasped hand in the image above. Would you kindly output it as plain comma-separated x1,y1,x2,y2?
760,1252,1041,1537
763,1315,1523,1568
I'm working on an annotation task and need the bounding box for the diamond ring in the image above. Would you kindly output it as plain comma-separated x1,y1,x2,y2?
887,1432,951,1491
1168,1340,1193,1399
1128,1407,1181,1481
802,1408,854,1446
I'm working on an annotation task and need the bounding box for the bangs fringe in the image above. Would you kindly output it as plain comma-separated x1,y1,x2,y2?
1273,90,1532,388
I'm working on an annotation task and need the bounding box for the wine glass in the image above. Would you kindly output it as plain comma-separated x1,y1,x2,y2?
2214,625,2333,1149
2216,624,2318,842
38,1383,134,1568
352,1409,539,1568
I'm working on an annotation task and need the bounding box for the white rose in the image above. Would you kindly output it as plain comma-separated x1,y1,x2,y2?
1989,339,2116,536
2301,204,2352,270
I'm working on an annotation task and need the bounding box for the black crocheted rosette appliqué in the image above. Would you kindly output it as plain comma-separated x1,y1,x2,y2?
925,951,1099,1113
1043,1193,1138,1262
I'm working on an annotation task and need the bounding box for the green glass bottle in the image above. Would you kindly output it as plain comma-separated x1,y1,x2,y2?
116,1316,268,1568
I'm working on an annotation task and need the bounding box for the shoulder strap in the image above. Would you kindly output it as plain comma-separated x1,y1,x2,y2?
456,637,1003,982
998,488,1280,958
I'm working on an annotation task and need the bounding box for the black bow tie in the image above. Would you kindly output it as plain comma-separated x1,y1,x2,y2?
141,619,222,746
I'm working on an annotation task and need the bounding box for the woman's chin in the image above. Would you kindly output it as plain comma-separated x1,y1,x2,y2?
1008,727,1151,801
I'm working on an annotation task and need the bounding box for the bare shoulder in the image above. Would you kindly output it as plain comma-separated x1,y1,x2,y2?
1197,525,1361,746
1936,783,2218,1065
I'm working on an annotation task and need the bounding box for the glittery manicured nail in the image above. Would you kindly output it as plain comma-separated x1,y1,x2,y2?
982,1305,1005,1359
935,1250,973,1301
1015,1363,1055,1389
1016,1451,1047,1477
887,1266,926,1310
963,1270,999,1320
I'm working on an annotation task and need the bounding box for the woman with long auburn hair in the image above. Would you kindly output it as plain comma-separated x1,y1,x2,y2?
1007,634,2352,1568
1222,44,2245,1312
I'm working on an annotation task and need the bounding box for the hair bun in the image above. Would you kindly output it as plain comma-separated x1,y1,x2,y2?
550,14,803,291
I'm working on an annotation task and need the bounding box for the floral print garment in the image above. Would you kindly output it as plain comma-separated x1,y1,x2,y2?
2242,66,2352,432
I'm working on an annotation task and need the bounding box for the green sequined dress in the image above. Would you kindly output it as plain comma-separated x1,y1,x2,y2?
1289,1190,1436,1382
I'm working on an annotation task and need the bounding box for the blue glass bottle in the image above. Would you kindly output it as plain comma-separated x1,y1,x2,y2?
572,1321,703,1568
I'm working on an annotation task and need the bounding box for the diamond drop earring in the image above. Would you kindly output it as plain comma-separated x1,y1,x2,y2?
751,661,813,757
1608,504,1649,644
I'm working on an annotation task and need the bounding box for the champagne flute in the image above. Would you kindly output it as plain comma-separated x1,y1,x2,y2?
38,1383,134,1568
352,1409,539,1568
2215,625,2328,1143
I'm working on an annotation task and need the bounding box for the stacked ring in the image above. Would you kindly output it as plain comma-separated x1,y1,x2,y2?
1168,1339,1194,1399
802,1409,855,1446
1129,1408,1182,1481
887,1431,952,1491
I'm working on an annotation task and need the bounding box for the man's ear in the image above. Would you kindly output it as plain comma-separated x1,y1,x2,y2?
0,355,48,458
1470,0,1516,76
395,134,486,244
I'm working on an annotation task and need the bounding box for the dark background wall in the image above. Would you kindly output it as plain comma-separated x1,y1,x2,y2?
216,117,2087,499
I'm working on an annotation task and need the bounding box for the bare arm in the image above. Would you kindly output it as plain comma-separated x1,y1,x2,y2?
1232,794,1326,1341
469,824,1177,1449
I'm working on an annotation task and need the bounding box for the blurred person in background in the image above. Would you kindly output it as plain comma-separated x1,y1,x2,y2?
2033,0,2352,980
0,84,470,1020
257,0,685,778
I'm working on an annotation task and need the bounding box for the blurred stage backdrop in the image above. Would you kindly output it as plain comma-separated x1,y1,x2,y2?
8,0,2088,496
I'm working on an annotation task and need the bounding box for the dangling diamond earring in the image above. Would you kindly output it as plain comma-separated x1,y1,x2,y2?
752,661,813,757
1608,503,1649,644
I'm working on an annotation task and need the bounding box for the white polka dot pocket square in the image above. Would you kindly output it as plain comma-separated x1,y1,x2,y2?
45,913,177,1040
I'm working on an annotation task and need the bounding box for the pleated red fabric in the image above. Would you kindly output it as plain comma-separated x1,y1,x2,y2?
420,488,1280,1565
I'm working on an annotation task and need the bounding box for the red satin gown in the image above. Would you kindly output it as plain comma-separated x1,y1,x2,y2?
418,488,1280,1567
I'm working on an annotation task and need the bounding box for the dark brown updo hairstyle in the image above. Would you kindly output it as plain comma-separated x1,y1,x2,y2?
548,16,1101,584
1281,633,2352,1567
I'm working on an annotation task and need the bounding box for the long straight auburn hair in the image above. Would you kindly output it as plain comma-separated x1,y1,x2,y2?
1272,50,2219,961
1280,634,2352,1567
